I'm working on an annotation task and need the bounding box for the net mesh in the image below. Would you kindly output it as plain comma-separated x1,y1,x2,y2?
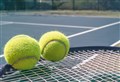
0,47,120,82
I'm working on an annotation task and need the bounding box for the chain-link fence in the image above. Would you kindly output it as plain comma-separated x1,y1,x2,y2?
1,0,120,11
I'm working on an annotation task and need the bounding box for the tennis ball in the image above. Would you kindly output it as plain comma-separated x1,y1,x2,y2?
4,35,41,70
39,31,70,62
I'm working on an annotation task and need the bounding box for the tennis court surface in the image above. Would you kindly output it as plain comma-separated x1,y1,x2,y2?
0,14,120,82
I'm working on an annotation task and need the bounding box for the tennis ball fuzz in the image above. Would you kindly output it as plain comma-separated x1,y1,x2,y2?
39,31,70,62
4,35,41,70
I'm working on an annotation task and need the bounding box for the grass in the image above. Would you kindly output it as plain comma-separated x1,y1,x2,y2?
39,10,120,17
1,10,120,18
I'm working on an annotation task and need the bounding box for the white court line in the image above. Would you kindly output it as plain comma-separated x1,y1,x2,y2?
72,40,120,69
0,21,14,25
1,21,94,29
72,54,98,69
0,55,4,58
111,40,120,46
68,21,120,38
0,21,120,58
72,39,120,69
70,21,120,68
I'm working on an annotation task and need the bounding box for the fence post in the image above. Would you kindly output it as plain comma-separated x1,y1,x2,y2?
72,0,75,10
98,0,99,11
14,0,17,11
51,0,54,10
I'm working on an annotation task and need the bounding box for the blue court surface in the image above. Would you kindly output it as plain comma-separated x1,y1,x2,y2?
0,14,120,64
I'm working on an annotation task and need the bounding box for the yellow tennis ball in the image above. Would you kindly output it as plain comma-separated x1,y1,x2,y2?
4,35,41,70
39,31,70,62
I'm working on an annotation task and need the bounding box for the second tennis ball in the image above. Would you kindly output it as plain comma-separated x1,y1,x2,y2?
39,31,70,62
4,35,41,70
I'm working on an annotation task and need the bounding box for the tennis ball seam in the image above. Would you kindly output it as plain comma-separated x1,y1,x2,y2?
41,39,67,60
12,56,39,66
